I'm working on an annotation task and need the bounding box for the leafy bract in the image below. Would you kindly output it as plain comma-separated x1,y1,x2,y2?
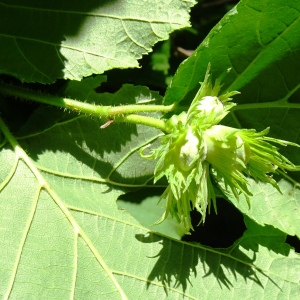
163,0,300,234
0,0,195,83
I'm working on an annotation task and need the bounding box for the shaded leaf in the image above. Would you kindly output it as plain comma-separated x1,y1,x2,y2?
165,0,300,108
151,40,171,75
118,190,186,240
0,0,195,83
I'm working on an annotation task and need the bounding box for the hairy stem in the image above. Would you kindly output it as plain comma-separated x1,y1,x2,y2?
0,82,174,131
115,114,168,132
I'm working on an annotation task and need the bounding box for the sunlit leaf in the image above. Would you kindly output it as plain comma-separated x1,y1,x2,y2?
0,0,195,83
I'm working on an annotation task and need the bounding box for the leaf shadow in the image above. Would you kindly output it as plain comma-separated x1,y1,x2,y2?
18,114,161,186
1,0,119,83
135,217,291,295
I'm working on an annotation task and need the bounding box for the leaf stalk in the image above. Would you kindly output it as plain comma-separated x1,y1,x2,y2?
0,82,174,131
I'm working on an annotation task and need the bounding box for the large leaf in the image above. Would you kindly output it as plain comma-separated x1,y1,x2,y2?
164,0,300,234
165,0,300,108
0,0,195,83
1,106,300,298
221,179,300,238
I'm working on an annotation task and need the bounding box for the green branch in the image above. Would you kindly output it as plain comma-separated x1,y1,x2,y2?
0,82,175,131
115,114,168,132
231,99,300,111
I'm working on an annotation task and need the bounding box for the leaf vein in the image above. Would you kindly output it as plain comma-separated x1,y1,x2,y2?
13,37,52,81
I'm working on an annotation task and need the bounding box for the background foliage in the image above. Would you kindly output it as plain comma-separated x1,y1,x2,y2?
0,0,300,299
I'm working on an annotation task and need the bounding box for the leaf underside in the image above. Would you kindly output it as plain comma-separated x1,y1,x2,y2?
1,114,300,299
0,0,195,83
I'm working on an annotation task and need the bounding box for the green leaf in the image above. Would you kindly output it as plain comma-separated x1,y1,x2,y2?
2,2,300,298
1,118,300,299
165,0,300,108
0,120,300,299
0,0,195,83
224,179,300,238
118,190,186,240
151,40,171,75
0,82,162,298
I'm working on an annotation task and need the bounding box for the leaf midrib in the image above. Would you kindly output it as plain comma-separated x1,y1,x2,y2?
0,2,183,25
227,2,300,92
0,117,128,300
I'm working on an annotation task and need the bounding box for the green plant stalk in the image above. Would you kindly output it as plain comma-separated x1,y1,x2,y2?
0,82,174,131
115,114,168,132
175,99,300,113
231,100,300,111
